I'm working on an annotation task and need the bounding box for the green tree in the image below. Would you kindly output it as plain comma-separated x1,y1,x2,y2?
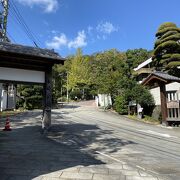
153,22,180,76
67,49,93,99
114,78,154,115
126,48,152,76
114,94,128,114
90,49,127,97
68,49,92,89
17,85,43,110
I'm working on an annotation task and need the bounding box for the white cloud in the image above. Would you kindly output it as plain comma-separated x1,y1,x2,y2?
87,26,93,34
51,30,59,34
17,0,58,13
46,30,87,49
68,31,87,49
96,22,118,34
46,33,67,49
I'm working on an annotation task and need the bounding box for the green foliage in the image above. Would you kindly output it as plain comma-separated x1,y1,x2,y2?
90,49,127,95
114,94,128,115
131,85,155,109
157,22,177,31
69,89,82,100
17,85,43,110
68,49,92,88
52,47,154,116
126,49,152,71
153,22,180,75
114,80,155,115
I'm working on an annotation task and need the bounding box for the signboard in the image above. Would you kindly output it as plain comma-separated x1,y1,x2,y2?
129,100,136,106
167,101,180,108
0,67,45,83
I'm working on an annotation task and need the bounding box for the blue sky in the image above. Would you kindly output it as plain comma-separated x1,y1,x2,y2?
8,0,180,57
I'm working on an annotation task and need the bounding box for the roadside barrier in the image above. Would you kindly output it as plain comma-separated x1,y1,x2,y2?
3,116,12,131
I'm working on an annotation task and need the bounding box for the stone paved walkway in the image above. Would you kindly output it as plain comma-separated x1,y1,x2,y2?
0,110,159,180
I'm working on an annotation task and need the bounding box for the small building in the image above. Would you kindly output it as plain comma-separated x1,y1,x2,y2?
0,42,65,129
142,72,180,125
134,59,180,123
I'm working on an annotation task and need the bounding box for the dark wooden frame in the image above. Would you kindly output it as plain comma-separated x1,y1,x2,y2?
0,44,65,129
142,72,180,125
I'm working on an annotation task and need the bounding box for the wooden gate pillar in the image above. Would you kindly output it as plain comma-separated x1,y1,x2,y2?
159,82,168,125
42,66,52,130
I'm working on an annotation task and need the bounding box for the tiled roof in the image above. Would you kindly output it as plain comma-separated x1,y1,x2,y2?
0,42,64,60
142,71,180,86
152,71,180,82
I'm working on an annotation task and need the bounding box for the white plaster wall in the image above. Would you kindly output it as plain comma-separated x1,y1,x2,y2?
150,82,180,105
150,87,160,105
1,90,7,111
0,83,2,111
166,82,180,91
0,67,45,83
98,94,112,107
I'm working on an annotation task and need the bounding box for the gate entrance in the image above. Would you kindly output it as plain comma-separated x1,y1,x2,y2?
0,42,65,129
142,71,180,125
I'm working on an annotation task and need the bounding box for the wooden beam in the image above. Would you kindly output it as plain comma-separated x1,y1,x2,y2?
142,75,167,86
0,61,46,71
42,66,52,130
159,82,168,125
0,50,64,64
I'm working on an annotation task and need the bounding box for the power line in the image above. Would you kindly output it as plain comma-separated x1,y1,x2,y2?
8,0,42,47
11,1,41,46
9,1,39,47
9,9,38,46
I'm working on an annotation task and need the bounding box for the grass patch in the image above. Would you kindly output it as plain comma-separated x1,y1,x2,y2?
127,114,160,125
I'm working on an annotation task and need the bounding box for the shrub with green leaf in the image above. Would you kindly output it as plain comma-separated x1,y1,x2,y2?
17,85,43,110
114,94,128,115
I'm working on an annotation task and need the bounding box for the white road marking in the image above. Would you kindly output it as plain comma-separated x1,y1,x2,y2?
95,151,124,163
138,130,178,138
96,151,154,174
136,165,146,171
147,170,159,175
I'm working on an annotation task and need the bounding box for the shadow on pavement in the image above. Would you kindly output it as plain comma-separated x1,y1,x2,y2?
0,111,135,180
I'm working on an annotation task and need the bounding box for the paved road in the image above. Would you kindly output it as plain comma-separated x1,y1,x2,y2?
56,101,180,180
0,101,180,180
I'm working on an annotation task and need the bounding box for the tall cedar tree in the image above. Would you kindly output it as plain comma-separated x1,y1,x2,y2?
153,22,180,76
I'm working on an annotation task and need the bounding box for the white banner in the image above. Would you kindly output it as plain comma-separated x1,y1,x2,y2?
0,67,45,83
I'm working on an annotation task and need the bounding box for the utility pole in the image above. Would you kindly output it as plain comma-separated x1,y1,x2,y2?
0,0,10,111
0,0,9,42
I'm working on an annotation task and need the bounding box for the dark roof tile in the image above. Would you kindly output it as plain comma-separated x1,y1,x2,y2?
153,71,180,81
0,42,64,60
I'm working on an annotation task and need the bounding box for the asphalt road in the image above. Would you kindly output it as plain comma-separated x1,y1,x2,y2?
1,101,180,180
55,101,180,180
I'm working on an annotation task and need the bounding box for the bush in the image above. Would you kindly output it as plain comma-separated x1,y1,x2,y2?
17,85,43,110
69,89,82,100
57,96,67,102
114,95,128,115
113,84,155,116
